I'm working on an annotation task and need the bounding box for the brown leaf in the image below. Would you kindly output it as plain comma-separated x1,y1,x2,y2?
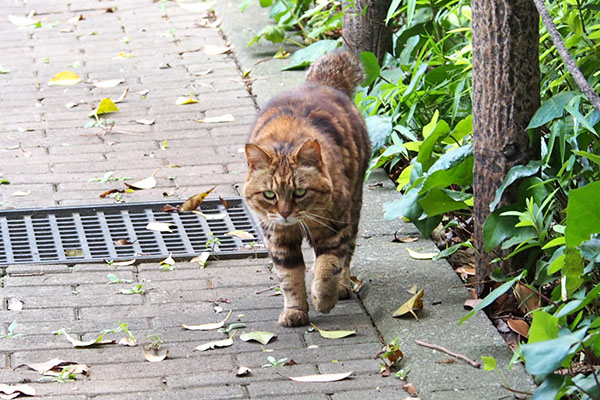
392,288,425,320
99,188,125,198
161,204,181,212
219,196,229,209
350,275,363,293
283,359,297,366
403,383,418,396
393,235,419,243
455,266,476,279
0,384,36,398
181,186,216,211
513,282,541,314
507,319,530,338
114,239,133,246
463,299,482,310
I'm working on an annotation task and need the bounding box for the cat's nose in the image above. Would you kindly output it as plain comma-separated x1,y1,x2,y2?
279,209,291,218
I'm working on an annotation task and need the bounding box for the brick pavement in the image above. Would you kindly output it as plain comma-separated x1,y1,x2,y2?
0,1,403,398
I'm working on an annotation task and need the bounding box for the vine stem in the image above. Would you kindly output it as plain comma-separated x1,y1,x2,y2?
533,0,600,113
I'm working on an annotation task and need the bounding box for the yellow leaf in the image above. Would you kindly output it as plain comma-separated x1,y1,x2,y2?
181,186,216,211
48,71,82,86
175,94,198,105
406,247,438,260
90,98,119,117
392,288,425,320
311,323,356,339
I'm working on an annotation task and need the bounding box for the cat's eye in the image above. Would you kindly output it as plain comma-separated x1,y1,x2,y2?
293,188,307,198
263,190,276,200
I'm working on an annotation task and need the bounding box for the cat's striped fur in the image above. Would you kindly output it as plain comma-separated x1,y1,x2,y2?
244,50,371,326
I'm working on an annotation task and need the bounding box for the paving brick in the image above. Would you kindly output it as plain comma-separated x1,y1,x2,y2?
3,270,136,287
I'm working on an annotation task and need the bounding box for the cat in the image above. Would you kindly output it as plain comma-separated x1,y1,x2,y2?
244,49,371,327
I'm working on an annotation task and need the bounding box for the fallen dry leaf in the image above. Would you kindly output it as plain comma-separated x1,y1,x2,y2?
48,71,82,86
406,248,438,260
350,275,364,293
0,383,36,399
507,319,530,338
311,323,356,339
392,288,425,320
196,114,235,123
513,282,541,314
59,329,116,347
118,337,137,347
181,186,216,211
203,45,232,55
175,94,198,105
393,235,419,243
125,176,156,190
146,221,176,232
17,358,89,377
176,0,216,12
286,371,352,383
65,249,84,257
240,331,277,345
114,88,129,103
181,310,232,331
135,119,155,125
90,98,119,117
11,191,29,197
8,14,39,26
109,259,137,267
226,230,255,240
455,266,476,279
403,383,419,396
114,239,133,246
235,366,251,377
65,102,79,109
463,298,482,310
67,14,84,23
219,196,229,209
194,337,234,352
190,251,211,267
143,346,169,362
195,211,227,220
93,79,124,88
7,299,23,311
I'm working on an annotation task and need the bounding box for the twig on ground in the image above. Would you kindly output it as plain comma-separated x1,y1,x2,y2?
415,339,481,368
255,285,279,295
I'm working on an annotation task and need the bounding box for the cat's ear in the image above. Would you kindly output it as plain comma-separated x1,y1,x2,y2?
245,143,272,170
293,138,322,167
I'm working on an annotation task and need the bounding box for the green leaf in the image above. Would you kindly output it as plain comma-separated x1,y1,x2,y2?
527,91,579,129
311,323,356,339
0,65,10,74
564,104,598,135
528,310,558,344
459,272,524,325
259,0,273,6
403,63,428,98
562,249,584,297
384,187,422,221
416,119,451,171
489,161,542,212
385,0,402,23
418,188,469,216
481,356,496,371
420,144,473,193
565,181,600,248
483,207,520,251
531,374,566,400
573,150,600,166
521,327,587,377
261,25,285,43
282,40,340,70
359,52,380,87
555,283,600,318
240,331,276,345
365,115,392,152
433,242,464,261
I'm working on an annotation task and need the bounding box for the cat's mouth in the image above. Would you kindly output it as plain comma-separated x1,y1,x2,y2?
274,216,300,226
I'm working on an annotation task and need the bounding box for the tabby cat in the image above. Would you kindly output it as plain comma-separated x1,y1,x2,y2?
244,50,371,327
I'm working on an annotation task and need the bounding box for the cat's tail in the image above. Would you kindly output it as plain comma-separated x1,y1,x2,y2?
305,49,364,98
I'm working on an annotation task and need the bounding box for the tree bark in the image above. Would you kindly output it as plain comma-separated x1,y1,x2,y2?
342,0,393,62
471,0,540,294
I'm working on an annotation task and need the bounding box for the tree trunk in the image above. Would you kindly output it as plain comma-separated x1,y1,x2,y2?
342,0,393,62
472,0,540,294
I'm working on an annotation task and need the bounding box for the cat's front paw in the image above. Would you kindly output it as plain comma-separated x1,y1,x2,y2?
279,309,309,327
338,284,352,300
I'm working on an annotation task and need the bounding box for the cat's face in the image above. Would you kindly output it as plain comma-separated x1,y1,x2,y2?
244,139,333,227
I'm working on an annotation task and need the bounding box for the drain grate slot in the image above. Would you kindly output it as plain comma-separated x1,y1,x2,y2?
0,198,267,265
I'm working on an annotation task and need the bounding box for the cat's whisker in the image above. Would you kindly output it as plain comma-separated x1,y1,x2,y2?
300,220,316,249
303,214,339,233
304,212,348,224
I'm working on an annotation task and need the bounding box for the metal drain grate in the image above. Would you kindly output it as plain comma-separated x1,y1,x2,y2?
0,198,267,265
